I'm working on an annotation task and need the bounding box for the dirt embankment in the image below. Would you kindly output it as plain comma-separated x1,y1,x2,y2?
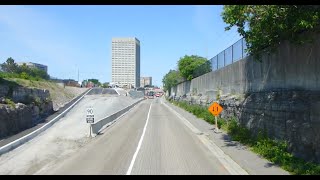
51,84,88,111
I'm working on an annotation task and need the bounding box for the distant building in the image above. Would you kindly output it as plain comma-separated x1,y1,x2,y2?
63,79,79,87
140,77,152,87
17,62,48,73
111,37,140,88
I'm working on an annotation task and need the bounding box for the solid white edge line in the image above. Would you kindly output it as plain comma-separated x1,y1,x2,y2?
161,98,249,175
0,88,92,152
126,102,152,175
113,88,120,95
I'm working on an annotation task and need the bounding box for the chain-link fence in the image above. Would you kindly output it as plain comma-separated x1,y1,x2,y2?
193,38,248,78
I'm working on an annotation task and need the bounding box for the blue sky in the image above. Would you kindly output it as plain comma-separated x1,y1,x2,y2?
0,5,241,86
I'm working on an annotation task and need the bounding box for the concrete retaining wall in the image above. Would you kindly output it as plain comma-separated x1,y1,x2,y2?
169,32,320,163
91,98,144,136
171,32,320,98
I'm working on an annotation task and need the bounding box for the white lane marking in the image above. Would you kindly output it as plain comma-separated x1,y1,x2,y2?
161,99,249,175
126,103,152,175
113,88,120,95
0,88,92,153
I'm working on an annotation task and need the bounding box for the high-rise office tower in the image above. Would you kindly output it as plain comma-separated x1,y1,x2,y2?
111,37,140,88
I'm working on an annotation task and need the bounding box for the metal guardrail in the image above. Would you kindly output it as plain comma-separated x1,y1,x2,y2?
193,38,248,78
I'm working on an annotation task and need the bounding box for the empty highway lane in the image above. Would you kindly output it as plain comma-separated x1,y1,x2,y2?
37,98,232,175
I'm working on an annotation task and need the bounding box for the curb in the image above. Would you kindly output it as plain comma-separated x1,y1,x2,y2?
0,88,92,156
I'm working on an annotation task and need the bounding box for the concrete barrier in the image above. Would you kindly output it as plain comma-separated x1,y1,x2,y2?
0,88,92,155
91,98,145,136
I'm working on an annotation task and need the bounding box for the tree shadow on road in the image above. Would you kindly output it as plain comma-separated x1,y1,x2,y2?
263,162,281,168
208,128,249,151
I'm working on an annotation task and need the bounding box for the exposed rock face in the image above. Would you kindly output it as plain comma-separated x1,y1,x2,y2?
171,90,320,163
234,90,320,164
0,86,53,139
0,103,32,138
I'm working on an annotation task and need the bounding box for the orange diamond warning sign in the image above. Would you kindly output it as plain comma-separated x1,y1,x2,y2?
208,102,223,116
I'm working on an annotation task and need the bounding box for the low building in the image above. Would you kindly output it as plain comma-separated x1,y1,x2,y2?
63,79,80,87
140,77,152,87
17,62,48,73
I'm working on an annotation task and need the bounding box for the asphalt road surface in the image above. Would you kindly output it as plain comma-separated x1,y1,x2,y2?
37,98,235,175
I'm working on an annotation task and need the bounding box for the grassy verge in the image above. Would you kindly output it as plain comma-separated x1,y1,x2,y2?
167,98,320,175
0,78,77,106
0,71,43,81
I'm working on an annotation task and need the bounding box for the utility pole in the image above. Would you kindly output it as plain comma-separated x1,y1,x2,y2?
78,68,79,83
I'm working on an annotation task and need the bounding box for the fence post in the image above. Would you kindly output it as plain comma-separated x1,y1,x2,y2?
216,56,218,70
241,38,244,58
231,45,234,63
217,55,219,70
224,50,226,67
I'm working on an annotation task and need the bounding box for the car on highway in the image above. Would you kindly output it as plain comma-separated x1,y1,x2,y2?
146,91,155,99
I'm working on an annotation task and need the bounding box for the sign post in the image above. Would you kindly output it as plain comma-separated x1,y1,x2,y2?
208,102,223,133
86,107,94,137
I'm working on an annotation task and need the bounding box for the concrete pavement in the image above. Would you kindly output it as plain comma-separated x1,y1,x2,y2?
162,98,290,175
37,99,236,175
1,95,289,175
0,94,140,175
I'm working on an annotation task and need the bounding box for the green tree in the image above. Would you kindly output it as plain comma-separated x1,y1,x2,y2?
1,58,50,80
31,68,49,80
82,80,88,87
178,55,211,81
20,72,29,79
17,63,29,74
87,79,101,86
162,70,183,92
101,82,110,88
222,5,320,59
1,57,19,73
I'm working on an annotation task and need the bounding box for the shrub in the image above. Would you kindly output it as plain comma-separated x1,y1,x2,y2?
169,99,320,175
20,72,29,79
4,98,15,109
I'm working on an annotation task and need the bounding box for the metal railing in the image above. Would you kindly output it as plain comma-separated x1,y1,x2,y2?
193,38,249,78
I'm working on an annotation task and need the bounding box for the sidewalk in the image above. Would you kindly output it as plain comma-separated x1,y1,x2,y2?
163,99,290,175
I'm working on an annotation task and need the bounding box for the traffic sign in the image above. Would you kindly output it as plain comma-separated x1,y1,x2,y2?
208,102,223,116
86,107,94,123
208,102,223,133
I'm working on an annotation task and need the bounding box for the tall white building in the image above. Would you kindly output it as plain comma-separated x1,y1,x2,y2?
111,37,140,88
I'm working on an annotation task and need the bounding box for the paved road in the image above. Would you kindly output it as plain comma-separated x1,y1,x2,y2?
0,94,140,175
37,98,234,175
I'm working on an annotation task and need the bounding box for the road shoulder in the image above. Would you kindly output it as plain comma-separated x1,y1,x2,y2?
162,98,290,175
